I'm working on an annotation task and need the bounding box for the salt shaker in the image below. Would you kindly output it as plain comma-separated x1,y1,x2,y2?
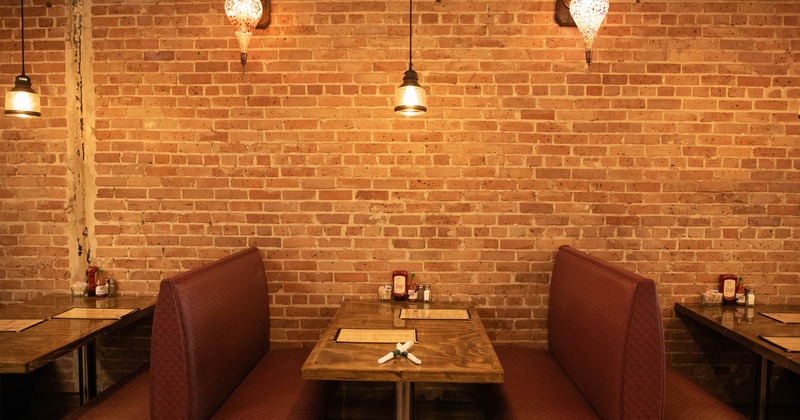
745,288,755,307
423,284,432,302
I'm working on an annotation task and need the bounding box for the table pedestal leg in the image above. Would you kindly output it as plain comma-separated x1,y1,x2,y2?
753,355,771,420
395,382,413,420
77,342,97,405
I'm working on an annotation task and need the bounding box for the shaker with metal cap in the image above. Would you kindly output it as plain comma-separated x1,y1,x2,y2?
107,279,118,297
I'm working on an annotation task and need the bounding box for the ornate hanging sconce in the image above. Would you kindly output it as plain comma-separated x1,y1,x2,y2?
556,0,609,67
224,0,265,67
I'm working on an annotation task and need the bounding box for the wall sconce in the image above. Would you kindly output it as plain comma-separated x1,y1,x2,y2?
555,0,609,66
224,0,267,67
5,0,41,118
394,0,427,117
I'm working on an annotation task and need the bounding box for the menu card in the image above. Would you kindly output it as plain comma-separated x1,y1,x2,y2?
0,319,46,332
53,308,138,320
759,336,800,352
759,312,800,324
399,308,470,320
333,328,417,344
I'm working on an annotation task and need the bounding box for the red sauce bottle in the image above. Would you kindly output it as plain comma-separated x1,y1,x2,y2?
86,266,100,297
718,274,737,304
735,277,746,305
392,270,409,301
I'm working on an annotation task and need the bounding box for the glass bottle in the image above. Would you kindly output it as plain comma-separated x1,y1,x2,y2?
718,274,737,304
392,270,408,301
735,277,746,306
86,266,100,297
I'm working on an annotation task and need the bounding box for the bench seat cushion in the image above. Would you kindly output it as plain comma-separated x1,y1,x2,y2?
664,365,746,420
64,365,150,420
211,347,332,420
484,346,600,420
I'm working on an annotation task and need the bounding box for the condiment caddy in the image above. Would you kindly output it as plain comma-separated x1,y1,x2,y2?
379,270,432,303
712,274,754,307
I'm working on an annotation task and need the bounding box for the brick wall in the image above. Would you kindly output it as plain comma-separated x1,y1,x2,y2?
1,0,799,406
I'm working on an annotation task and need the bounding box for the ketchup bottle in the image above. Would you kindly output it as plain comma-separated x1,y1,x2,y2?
392,270,409,301
86,266,100,297
718,274,737,305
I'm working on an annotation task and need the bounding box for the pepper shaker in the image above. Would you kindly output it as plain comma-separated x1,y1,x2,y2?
107,279,118,297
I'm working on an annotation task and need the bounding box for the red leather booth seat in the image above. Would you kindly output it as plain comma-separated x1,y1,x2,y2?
484,245,744,419
63,364,151,420
149,246,332,420
67,247,332,420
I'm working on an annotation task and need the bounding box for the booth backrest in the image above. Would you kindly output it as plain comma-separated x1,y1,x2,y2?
149,247,271,420
548,245,665,420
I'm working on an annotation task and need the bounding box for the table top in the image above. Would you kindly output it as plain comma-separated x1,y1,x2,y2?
302,300,504,384
0,294,157,374
675,303,800,376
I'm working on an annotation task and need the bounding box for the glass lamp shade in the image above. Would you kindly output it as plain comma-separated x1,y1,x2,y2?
394,69,427,116
569,0,609,64
224,0,263,65
4,74,41,118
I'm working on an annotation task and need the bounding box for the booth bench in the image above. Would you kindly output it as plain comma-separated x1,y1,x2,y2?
483,245,745,420
68,246,332,419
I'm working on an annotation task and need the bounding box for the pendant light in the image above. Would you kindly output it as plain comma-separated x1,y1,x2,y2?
568,0,609,66
224,0,263,67
394,0,427,116
5,0,41,118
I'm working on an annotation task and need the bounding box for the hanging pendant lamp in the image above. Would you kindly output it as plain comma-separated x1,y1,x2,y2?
224,0,263,67
5,0,41,118
568,0,609,66
394,0,427,116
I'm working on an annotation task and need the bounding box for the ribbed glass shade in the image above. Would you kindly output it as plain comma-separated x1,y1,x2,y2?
394,69,427,116
4,74,41,118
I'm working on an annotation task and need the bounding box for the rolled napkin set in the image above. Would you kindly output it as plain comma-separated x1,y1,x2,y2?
378,341,422,365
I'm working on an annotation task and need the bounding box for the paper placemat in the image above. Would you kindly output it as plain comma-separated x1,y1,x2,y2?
759,336,800,352
52,308,138,320
399,308,470,320
0,319,46,332
759,312,800,324
333,328,417,344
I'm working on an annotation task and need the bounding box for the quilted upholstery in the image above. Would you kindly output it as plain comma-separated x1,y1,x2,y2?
64,365,150,420
482,346,600,420
211,348,331,420
548,245,665,419
488,245,666,420
664,365,746,419
149,247,330,420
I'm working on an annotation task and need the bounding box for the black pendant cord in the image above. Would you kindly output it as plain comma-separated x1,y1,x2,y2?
407,0,413,71
20,0,26,76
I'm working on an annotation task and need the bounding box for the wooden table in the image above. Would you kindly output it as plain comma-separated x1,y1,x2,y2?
0,294,156,405
675,303,800,420
302,300,504,420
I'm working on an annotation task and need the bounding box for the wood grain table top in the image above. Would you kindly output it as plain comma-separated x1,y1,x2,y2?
302,300,504,384
0,294,157,374
675,303,800,376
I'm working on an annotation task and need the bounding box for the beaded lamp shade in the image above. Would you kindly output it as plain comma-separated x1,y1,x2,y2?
224,0,263,66
569,0,609,65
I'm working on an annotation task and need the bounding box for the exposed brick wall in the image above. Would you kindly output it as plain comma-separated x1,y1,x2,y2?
1,0,799,407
